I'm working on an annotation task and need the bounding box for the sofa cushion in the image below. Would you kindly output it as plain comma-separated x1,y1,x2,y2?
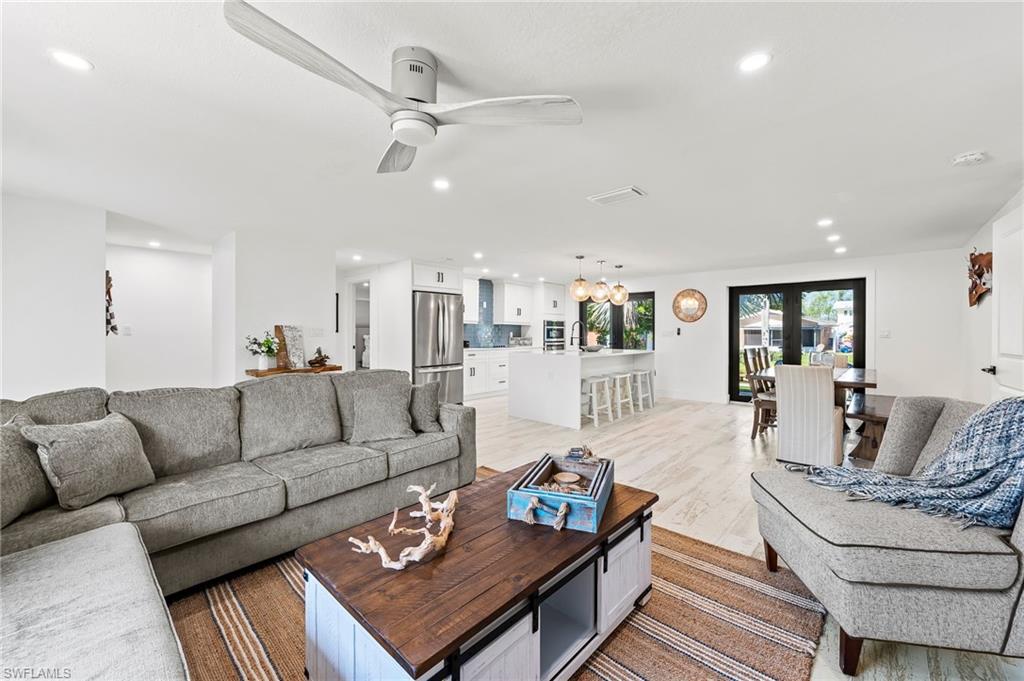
751,469,1019,590
1,415,55,528
22,413,155,510
0,497,125,556
350,382,416,444
253,443,386,509
330,369,411,442
366,432,460,478
109,386,241,477
410,382,443,433
0,386,108,425
0,523,189,680
912,399,984,475
122,461,285,552
872,397,947,475
236,375,341,460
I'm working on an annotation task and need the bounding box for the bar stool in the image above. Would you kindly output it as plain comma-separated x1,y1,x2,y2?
632,370,654,411
609,373,635,419
582,376,614,427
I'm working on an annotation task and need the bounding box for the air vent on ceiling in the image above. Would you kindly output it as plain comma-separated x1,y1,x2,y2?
587,185,647,206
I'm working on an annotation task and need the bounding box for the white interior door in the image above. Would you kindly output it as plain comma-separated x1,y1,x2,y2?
992,205,1024,399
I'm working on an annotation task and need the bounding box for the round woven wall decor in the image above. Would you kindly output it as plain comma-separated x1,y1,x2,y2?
672,289,707,322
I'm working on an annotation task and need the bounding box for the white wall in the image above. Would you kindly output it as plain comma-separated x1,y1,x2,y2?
626,248,968,404
1,193,106,399
212,231,337,383
105,245,212,391
961,186,1023,403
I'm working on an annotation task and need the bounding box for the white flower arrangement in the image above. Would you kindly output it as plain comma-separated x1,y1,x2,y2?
245,331,280,357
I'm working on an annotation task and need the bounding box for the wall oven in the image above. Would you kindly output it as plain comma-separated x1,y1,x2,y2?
544,320,565,351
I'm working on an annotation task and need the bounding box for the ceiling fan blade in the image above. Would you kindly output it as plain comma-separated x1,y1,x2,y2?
224,0,410,115
376,140,417,173
420,95,582,126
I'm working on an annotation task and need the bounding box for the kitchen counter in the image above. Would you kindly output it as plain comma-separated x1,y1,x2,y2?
507,349,655,430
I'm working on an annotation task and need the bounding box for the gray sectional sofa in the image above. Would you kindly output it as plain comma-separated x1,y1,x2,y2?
752,396,1023,675
0,370,477,680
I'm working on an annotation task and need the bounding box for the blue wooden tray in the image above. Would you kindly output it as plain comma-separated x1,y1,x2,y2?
507,454,614,533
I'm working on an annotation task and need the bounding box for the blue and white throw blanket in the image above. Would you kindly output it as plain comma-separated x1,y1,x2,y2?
805,397,1024,528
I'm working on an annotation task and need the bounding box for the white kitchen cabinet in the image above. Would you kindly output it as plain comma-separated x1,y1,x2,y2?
465,359,488,395
493,281,533,324
538,283,566,318
463,278,480,324
413,263,462,292
486,355,510,391
464,349,513,396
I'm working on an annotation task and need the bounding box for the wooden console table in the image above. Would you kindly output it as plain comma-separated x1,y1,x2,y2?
244,364,342,378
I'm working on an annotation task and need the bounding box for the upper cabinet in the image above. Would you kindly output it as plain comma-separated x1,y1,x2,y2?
463,278,480,324
413,263,462,293
538,283,566,318
493,281,533,325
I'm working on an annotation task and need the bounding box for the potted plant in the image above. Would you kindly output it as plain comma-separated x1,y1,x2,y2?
245,331,280,371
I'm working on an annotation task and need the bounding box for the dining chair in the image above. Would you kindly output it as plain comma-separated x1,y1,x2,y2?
774,365,844,466
832,353,850,369
744,348,776,439
757,346,772,370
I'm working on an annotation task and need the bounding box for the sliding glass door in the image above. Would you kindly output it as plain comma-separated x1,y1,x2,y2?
728,278,865,401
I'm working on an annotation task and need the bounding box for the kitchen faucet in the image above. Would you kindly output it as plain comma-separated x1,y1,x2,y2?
569,320,583,348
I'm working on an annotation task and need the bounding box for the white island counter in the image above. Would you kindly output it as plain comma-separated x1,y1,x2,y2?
508,349,655,429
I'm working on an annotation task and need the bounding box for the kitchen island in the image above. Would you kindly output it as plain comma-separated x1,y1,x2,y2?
508,349,655,429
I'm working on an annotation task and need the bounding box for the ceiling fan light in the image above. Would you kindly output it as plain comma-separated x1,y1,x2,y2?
570,278,591,302
391,118,436,147
609,284,629,306
590,280,611,304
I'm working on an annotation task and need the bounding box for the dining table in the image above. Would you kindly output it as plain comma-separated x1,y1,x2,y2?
752,366,878,406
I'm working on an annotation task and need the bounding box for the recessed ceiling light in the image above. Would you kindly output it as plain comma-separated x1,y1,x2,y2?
473,252,483,260
817,218,834,228
362,282,369,287
834,246,847,254
738,52,771,73
538,277,545,282
148,241,161,248
50,49,93,72
432,178,450,191
826,234,841,242
352,254,363,261
512,273,519,278
481,268,490,274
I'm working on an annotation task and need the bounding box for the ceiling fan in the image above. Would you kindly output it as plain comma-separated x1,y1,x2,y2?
224,0,583,173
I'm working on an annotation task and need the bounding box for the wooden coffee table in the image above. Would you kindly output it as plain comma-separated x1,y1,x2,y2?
297,464,658,681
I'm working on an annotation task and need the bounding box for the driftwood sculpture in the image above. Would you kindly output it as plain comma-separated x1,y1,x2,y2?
348,484,458,570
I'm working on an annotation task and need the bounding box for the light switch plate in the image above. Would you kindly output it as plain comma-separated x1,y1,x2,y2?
879,329,891,339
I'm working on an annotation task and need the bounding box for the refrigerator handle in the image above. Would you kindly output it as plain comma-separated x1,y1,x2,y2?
436,300,444,360
440,301,446,359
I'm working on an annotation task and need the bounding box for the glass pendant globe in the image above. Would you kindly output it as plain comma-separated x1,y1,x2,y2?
570,277,591,302
609,284,629,305
590,280,611,303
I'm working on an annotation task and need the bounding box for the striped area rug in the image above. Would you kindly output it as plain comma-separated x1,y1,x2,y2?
168,487,823,681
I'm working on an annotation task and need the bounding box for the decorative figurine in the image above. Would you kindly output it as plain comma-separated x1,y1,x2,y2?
307,346,330,367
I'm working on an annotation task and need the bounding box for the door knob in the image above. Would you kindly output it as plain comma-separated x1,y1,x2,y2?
981,365,997,375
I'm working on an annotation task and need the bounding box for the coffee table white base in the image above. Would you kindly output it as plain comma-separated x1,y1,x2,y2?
305,515,653,681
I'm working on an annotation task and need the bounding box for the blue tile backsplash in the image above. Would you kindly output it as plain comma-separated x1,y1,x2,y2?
464,279,523,347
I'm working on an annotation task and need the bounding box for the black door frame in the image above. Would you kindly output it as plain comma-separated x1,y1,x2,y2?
728,278,866,402
578,291,656,350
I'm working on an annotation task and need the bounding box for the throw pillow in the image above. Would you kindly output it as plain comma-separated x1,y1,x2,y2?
1,415,56,527
409,382,443,433
22,413,155,510
350,383,416,444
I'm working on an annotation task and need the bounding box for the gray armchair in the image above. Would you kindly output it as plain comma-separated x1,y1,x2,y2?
751,397,1024,675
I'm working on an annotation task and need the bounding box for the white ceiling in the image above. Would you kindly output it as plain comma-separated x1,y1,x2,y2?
4,2,1022,281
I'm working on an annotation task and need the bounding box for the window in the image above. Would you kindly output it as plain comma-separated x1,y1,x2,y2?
578,292,655,350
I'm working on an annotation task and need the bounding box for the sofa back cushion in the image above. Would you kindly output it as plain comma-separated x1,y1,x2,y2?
872,397,947,475
21,413,155,510
108,387,242,477
911,398,984,475
330,370,411,442
1,415,56,528
1,387,108,425
236,375,341,460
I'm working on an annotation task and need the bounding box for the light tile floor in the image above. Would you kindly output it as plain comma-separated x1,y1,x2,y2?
469,393,1024,681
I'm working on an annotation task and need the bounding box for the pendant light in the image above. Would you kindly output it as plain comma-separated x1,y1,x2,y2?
609,265,629,305
589,260,611,303
570,255,591,302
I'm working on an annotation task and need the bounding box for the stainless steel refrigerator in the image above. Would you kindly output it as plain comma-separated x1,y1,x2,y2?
413,291,464,403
